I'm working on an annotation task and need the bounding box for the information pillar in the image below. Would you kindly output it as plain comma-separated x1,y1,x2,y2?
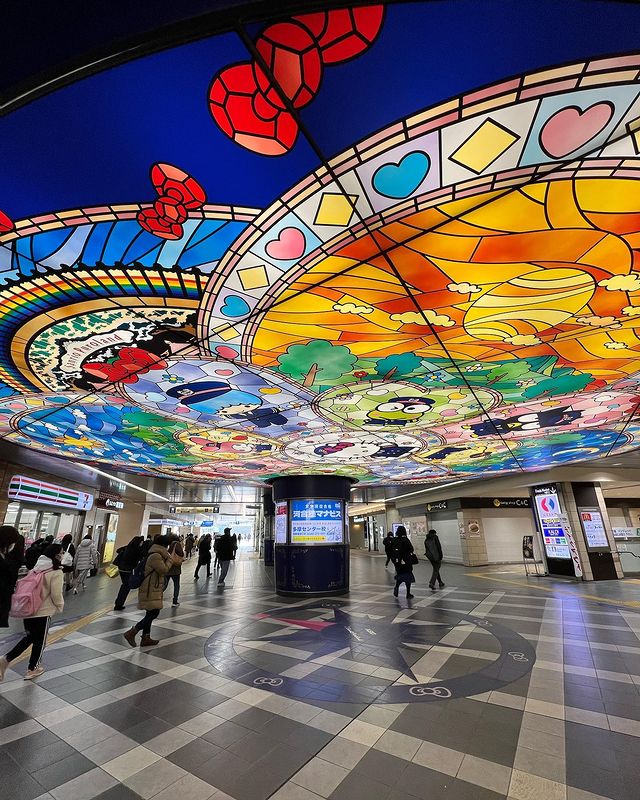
272,475,353,597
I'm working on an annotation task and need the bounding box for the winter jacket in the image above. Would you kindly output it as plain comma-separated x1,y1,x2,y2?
30,555,64,618
382,535,394,556
425,533,443,563
114,540,144,573
216,533,235,561
74,538,98,571
394,536,415,582
138,544,173,610
198,537,212,562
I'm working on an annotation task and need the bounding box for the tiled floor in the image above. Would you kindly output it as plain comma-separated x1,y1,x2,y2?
2,550,640,800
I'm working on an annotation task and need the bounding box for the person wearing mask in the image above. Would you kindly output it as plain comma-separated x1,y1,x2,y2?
113,536,144,611
72,534,98,594
164,534,184,606
60,533,76,593
194,533,212,580
0,526,21,628
424,529,445,591
0,543,64,681
382,531,395,567
217,528,235,586
123,535,178,647
393,526,416,600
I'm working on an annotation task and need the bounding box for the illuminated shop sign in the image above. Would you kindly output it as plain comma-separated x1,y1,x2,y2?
9,475,93,511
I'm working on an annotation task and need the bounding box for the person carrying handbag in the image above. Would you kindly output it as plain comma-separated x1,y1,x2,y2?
60,534,75,592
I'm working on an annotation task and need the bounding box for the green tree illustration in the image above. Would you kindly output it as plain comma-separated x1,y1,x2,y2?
375,353,423,381
277,340,357,388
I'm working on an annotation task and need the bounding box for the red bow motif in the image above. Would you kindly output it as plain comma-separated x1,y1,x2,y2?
0,209,14,234
209,5,384,156
137,163,206,240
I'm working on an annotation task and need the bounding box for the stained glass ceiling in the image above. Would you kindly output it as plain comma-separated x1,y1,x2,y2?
2,0,640,486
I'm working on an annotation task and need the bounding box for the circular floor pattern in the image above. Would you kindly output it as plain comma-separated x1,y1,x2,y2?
204,599,536,704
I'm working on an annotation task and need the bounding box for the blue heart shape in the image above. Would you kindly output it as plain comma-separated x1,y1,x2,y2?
220,294,250,318
372,151,431,199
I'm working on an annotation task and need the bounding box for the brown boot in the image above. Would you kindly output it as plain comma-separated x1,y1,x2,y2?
123,627,138,648
140,635,159,647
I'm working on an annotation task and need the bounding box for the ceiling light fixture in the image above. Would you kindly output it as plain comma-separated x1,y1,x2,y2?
82,466,170,501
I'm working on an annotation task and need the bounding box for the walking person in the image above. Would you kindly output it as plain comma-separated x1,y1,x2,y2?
0,526,21,628
217,528,235,586
72,534,98,594
124,535,178,647
382,531,395,567
60,533,76,593
213,534,221,570
425,529,445,591
194,533,212,579
392,526,416,599
185,532,195,559
113,536,144,611
164,535,184,606
0,543,64,681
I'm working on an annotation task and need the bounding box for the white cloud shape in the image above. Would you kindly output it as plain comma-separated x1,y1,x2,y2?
333,302,374,315
574,315,621,329
622,305,640,317
604,341,626,349
391,310,455,328
598,274,640,292
503,334,542,346
447,282,481,294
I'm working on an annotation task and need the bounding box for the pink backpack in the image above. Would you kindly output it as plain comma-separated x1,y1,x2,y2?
10,569,50,618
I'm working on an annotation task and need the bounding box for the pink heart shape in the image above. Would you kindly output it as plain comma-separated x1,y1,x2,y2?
214,346,238,360
265,226,306,260
539,102,614,159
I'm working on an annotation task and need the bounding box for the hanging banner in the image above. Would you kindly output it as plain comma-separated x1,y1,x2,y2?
275,501,288,543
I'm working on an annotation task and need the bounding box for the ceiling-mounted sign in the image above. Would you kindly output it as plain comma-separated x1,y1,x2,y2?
8,475,93,511
97,491,124,510
427,501,447,511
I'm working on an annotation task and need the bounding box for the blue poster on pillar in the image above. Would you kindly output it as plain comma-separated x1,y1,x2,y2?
290,500,344,545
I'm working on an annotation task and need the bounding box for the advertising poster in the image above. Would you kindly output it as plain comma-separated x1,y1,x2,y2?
613,527,640,539
275,501,287,543
522,536,534,560
291,499,343,544
579,508,608,548
533,486,570,560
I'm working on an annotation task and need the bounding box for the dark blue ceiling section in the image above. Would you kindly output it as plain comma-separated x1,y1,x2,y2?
1,0,640,220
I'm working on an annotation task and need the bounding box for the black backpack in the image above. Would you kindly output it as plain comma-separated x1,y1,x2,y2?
128,556,149,590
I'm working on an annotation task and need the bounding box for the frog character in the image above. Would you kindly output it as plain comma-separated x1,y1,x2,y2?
366,397,435,427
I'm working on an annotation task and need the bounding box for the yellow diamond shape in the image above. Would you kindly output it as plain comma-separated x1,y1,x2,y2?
450,119,519,174
215,325,240,341
314,193,357,226
238,265,269,291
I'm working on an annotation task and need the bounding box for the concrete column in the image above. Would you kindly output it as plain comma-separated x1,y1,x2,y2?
386,505,401,530
457,510,489,567
113,503,150,551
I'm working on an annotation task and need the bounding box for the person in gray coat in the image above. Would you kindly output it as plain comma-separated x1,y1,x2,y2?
72,534,98,594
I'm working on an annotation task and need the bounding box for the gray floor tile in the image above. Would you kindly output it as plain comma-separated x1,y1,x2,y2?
353,750,408,787
32,752,95,791
330,771,392,800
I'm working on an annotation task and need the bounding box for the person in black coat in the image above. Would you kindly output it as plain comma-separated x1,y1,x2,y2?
194,534,212,579
424,529,445,590
113,536,145,610
382,532,395,567
0,526,21,627
392,526,415,599
217,528,236,586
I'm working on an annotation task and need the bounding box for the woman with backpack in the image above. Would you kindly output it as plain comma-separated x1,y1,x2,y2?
113,536,144,611
392,526,416,600
72,534,98,594
123,535,178,648
0,526,21,628
0,543,64,681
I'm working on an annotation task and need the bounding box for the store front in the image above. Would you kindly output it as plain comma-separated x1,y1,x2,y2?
89,491,123,563
3,475,93,546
